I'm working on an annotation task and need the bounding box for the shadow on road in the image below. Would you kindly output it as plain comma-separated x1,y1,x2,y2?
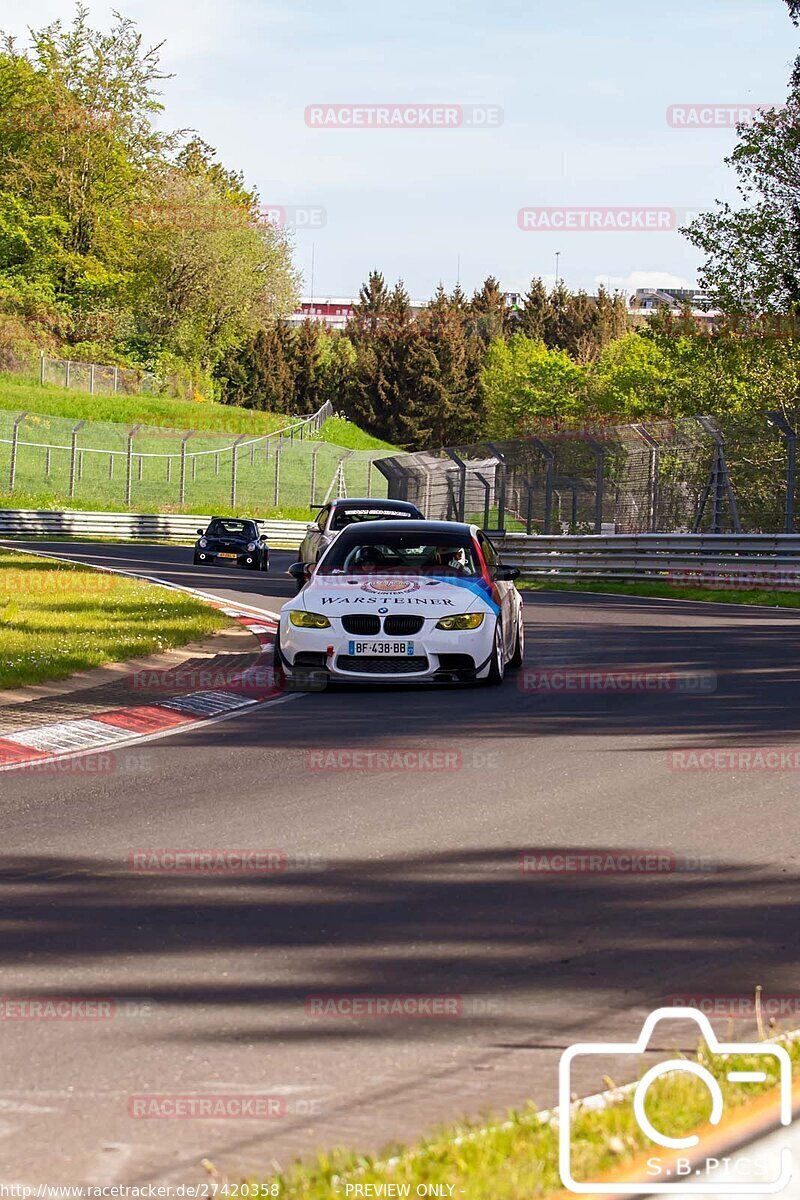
0,848,795,1044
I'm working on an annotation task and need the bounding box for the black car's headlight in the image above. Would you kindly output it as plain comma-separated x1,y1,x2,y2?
435,613,485,631
199,538,208,548
247,541,258,552
289,611,331,629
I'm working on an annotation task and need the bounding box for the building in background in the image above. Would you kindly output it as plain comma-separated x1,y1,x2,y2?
629,287,719,331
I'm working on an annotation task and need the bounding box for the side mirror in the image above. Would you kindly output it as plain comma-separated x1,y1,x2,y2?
197,528,205,536
495,564,520,582
306,522,318,532
288,562,308,582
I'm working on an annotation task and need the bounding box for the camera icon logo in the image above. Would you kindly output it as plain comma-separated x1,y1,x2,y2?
559,1007,792,1194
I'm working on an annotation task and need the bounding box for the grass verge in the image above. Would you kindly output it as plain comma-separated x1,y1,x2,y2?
519,578,800,609
0,372,293,437
316,416,397,451
256,1032,799,1199
0,547,227,689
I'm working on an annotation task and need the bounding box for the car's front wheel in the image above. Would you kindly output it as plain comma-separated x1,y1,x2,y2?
484,621,505,686
508,610,524,669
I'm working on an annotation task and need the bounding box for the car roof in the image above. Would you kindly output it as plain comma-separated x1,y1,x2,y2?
332,519,476,542
328,498,421,512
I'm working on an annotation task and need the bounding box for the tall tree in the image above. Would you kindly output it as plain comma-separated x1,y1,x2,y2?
469,276,507,345
518,277,549,341
684,1,800,312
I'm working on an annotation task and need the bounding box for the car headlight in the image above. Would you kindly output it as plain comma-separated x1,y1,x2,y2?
247,541,258,551
289,610,331,629
435,613,485,631
199,538,207,548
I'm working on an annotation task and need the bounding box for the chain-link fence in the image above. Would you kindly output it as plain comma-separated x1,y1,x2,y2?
375,413,800,534
39,354,162,396
0,401,391,515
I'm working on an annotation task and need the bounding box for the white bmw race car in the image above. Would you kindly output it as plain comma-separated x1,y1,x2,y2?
277,520,524,687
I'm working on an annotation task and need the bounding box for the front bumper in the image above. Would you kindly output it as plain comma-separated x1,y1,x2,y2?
196,548,264,568
279,619,493,682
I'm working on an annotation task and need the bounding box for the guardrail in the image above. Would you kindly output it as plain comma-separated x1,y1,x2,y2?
496,533,800,586
0,509,308,550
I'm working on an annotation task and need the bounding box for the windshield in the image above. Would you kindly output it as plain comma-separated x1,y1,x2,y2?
207,520,256,539
330,507,417,531
318,531,480,576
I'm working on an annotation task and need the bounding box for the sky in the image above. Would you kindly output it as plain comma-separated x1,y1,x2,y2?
1,0,798,302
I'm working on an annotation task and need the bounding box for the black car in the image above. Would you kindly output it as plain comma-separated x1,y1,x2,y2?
193,517,270,571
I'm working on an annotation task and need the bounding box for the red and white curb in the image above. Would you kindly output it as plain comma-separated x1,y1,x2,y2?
0,548,299,773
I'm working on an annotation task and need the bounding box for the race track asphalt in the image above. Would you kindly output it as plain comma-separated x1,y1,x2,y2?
2,540,800,1186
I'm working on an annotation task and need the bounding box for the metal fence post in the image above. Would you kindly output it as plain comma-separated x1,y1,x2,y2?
113,366,119,394
632,425,660,532
310,444,320,506
475,472,492,529
445,449,467,521
126,425,141,506
767,412,797,534
39,351,44,386
693,416,741,534
179,432,193,506
69,420,85,499
486,443,507,532
531,438,555,534
8,412,27,491
137,455,143,483
231,435,247,508
586,439,606,534
90,364,95,395
109,455,114,481
366,459,373,498
78,451,84,482
274,441,282,506
45,447,51,477
166,457,171,484
65,360,71,389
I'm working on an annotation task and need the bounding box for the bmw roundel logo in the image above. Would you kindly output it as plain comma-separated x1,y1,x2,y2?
378,606,389,614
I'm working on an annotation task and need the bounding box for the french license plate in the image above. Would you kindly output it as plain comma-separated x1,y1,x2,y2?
348,641,414,656
218,553,238,559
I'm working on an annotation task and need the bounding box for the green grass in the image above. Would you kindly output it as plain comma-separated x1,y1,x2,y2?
0,548,228,689
317,416,398,451
0,372,293,437
257,1032,799,1199
520,578,800,608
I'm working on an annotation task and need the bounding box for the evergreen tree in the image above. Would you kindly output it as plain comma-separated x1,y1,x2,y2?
469,276,507,345
292,320,323,412
348,269,390,338
519,277,549,341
